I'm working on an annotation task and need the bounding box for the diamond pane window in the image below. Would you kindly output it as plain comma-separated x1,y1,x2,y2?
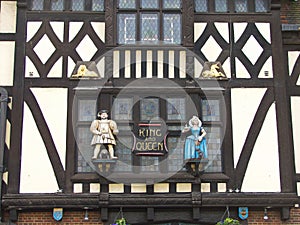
72,0,85,11
118,14,136,44
141,0,159,9
255,0,268,12
215,0,228,12
51,0,64,11
167,98,185,120
163,0,181,9
31,0,44,10
92,0,104,11
194,0,208,12
119,0,136,9
113,98,133,120
163,14,181,44
114,137,133,172
141,13,159,41
167,137,184,172
141,156,159,172
202,99,220,121
235,0,248,12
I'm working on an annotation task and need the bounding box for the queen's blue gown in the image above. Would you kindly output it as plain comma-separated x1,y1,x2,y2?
184,127,207,160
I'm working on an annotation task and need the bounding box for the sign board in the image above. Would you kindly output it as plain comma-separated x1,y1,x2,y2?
132,123,168,156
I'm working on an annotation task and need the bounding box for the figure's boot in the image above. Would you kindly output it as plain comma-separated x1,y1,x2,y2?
92,144,101,159
108,145,118,159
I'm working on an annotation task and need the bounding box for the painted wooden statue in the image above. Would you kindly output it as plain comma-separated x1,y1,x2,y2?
182,116,207,160
90,110,119,160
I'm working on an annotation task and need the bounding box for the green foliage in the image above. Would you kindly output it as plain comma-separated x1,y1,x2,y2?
216,217,241,225
113,218,128,225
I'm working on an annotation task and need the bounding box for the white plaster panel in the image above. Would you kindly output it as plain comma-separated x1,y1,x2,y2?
215,22,229,43
69,22,84,42
194,23,206,43
255,23,271,44
288,51,300,76
258,56,273,78
231,88,267,168
50,22,64,42
47,57,63,78
25,56,40,78
27,21,42,42
194,58,202,78
222,57,231,78
241,103,280,192
20,103,59,193
291,97,300,173
233,23,247,42
179,50,186,78
0,41,15,85
201,36,222,62
91,22,105,43
30,88,67,170
68,56,76,77
235,58,250,78
0,1,16,33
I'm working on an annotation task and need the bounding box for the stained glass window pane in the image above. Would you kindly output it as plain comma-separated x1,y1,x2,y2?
118,14,136,44
141,13,159,41
78,99,97,121
31,0,44,10
141,156,159,171
202,99,220,121
77,126,94,172
114,137,133,172
119,0,136,9
167,98,185,120
204,126,222,173
167,137,184,172
163,14,181,44
215,0,228,12
235,0,247,12
255,0,268,12
51,0,64,11
72,0,85,11
194,0,208,12
141,98,159,121
141,0,158,9
92,0,104,11
113,98,133,120
163,0,181,9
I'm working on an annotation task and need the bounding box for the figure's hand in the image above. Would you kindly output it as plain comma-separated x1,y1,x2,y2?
198,136,202,142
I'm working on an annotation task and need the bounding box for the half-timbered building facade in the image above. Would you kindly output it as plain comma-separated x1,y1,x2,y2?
0,0,299,224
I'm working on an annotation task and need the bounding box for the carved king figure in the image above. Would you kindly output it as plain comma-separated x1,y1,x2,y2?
90,110,119,160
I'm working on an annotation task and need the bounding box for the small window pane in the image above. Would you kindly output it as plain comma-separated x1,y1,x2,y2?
31,0,44,10
163,14,181,44
202,99,220,121
141,13,159,41
51,0,64,11
113,98,133,120
92,0,104,11
141,0,158,9
72,0,85,11
163,0,181,9
119,0,136,9
194,0,208,12
141,156,159,172
167,137,185,172
215,0,228,12
114,137,133,172
118,14,136,44
167,98,185,120
78,99,97,121
255,0,268,12
141,98,159,121
235,0,247,12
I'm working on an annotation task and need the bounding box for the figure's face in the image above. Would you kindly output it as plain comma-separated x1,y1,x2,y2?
100,112,108,119
192,118,199,125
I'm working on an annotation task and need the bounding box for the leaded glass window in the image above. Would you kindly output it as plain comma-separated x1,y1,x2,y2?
141,98,159,121
255,0,268,12
163,14,181,44
72,0,85,11
113,98,133,120
119,0,136,9
163,0,181,9
118,14,137,44
31,0,44,10
141,13,159,41
167,98,186,120
235,0,248,12
215,0,228,12
194,0,208,12
92,0,104,11
202,99,220,121
51,0,64,11
141,0,159,9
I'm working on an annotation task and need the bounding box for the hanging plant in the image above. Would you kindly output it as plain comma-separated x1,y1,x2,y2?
216,217,241,225
112,217,129,225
